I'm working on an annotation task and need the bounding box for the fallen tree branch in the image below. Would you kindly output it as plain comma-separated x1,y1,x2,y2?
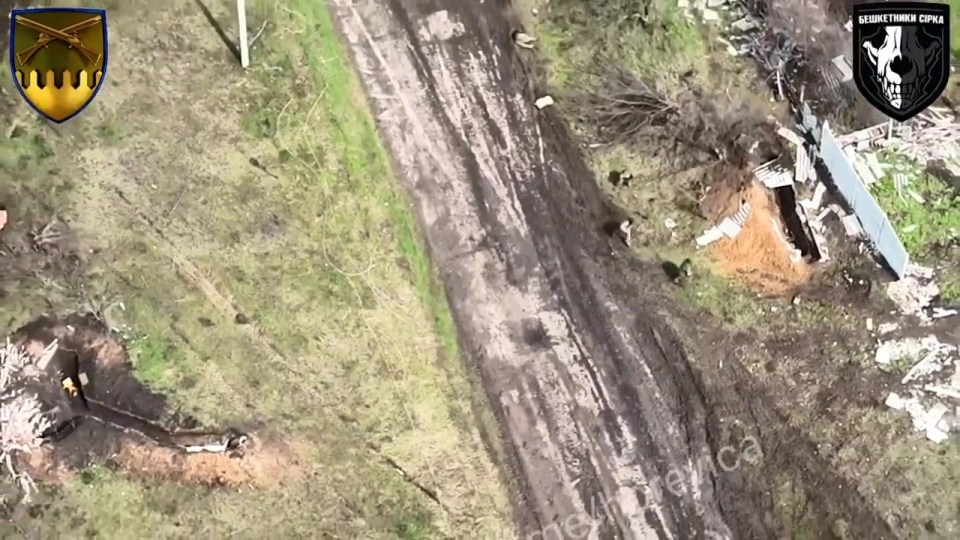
571,67,678,145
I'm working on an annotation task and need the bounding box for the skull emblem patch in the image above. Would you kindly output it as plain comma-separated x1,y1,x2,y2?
852,2,950,122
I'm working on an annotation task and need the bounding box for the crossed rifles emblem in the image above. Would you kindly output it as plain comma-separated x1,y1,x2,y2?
15,14,103,67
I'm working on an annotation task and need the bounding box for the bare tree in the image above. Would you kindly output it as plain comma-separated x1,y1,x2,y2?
572,67,678,146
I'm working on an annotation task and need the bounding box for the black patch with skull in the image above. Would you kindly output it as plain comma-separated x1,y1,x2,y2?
862,25,941,110
852,2,950,122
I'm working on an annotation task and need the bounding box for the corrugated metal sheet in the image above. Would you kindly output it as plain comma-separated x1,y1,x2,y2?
754,159,792,188
820,122,910,277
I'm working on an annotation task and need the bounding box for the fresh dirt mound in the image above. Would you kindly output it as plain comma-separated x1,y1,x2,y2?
709,182,812,294
112,436,303,488
7,314,301,489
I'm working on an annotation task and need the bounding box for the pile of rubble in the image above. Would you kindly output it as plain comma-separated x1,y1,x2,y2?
835,108,960,190
876,333,959,443
886,264,957,322
679,0,758,32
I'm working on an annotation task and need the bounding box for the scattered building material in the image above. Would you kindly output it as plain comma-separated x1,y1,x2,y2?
754,158,792,188
696,226,724,247
839,214,863,237
794,145,815,183
887,264,939,317
886,391,952,443
777,127,804,147
830,55,853,82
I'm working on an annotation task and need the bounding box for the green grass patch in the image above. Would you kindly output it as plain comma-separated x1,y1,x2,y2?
0,0,510,536
127,334,183,389
871,153,959,258
870,151,960,300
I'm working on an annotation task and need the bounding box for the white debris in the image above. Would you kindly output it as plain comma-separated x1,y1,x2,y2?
810,181,827,208
878,322,900,335
874,334,943,368
850,152,878,185
932,308,958,319
795,144,816,183
906,189,925,204
866,318,874,331
513,31,536,49
534,96,554,109
885,392,953,443
706,0,726,7
777,127,804,147
924,384,960,400
923,403,950,443
696,226,724,247
731,17,758,32
754,158,793,188
831,55,853,82
887,264,939,317
718,217,742,238
701,8,720,21
902,347,951,385
715,36,741,56
840,214,863,237
664,218,677,229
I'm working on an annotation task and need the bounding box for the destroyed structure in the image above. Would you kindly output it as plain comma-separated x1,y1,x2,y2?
681,1,959,443
0,317,255,504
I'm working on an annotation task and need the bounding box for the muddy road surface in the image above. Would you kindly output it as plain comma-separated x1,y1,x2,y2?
328,1,786,538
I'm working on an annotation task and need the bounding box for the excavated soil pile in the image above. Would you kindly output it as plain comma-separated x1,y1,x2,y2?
8,314,302,488
709,182,812,294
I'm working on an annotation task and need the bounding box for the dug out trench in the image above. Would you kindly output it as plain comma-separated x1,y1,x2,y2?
2,313,302,504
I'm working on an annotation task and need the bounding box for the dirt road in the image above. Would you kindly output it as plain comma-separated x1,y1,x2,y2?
330,1,780,537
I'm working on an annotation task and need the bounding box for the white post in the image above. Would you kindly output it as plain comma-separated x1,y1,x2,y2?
238,0,249,68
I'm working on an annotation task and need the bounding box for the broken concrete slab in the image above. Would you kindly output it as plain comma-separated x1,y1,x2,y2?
777,127,804,147
887,264,939,317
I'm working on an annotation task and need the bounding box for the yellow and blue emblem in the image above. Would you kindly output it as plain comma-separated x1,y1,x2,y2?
8,7,108,123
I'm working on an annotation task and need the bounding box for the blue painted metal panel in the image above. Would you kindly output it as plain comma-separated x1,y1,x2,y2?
820,123,909,277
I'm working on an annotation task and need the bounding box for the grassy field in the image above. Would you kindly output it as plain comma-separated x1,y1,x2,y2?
0,0,511,537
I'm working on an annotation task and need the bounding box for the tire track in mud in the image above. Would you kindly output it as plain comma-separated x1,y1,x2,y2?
330,1,747,537
331,0,900,538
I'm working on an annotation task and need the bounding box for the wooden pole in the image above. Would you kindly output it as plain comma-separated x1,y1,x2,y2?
238,0,249,68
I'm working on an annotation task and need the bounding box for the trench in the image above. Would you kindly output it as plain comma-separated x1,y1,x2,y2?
773,184,822,262
40,347,242,453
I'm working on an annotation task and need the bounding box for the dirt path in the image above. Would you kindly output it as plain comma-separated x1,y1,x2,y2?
329,1,782,537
